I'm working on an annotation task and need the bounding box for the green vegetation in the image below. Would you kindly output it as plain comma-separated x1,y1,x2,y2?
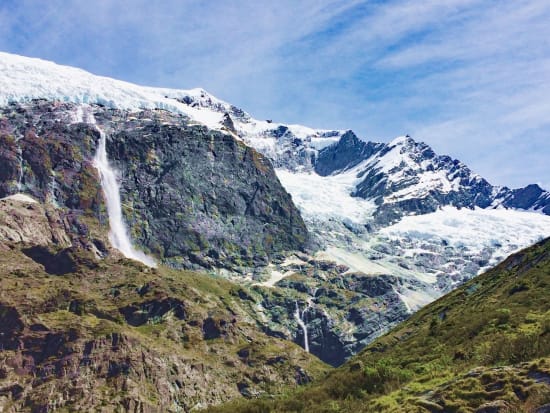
208,238,550,412
0,245,328,411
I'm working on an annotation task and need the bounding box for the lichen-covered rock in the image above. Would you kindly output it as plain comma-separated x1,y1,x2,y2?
0,247,328,412
0,101,310,270
98,109,309,270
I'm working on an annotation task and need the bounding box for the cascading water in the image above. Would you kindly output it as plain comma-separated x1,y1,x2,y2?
48,172,60,207
91,115,156,267
16,142,23,191
294,301,309,352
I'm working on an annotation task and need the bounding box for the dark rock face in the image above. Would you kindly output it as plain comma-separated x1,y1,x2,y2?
0,134,20,196
315,130,385,176
257,262,413,367
102,112,308,269
202,316,235,340
120,297,186,326
497,184,550,214
0,102,309,269
340,273,395,297
21,246,78,275
302,307,349,366
0,102,103,211
0,304,24,350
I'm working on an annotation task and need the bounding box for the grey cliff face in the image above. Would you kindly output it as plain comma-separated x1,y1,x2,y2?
496,184,550,214
251,257,416,367
100,110,310,270
0,101,310,270
314,130,385,176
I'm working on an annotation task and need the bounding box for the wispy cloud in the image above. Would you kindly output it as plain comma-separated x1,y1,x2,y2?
0,0,548,188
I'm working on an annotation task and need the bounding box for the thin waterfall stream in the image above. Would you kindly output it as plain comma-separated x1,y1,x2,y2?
294,301,309,352
90,115,156,267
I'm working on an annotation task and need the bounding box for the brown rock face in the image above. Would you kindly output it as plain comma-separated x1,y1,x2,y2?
0,196,71,247
0,246,328,412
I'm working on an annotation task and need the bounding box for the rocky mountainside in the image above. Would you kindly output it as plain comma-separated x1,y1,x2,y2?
0,52,549,371
0,100,308,271
210,237,550,412
273,133,550,363
0,199,327,412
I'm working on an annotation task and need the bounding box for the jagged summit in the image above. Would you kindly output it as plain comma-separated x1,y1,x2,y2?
312,130,550,223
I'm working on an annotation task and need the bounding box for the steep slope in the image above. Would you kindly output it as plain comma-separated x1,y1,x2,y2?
209,237,550,412
0,204,327,412
0,100,308,271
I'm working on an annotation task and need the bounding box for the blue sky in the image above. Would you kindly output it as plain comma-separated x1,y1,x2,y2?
1,0,549,189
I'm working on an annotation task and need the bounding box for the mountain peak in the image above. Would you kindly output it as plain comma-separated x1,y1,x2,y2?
2,51,548,218
388,135,414,147
339,130,359,143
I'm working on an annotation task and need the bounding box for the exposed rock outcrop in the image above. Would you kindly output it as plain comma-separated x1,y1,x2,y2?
0,195,71,247
0,101,310,270
0,247,328,412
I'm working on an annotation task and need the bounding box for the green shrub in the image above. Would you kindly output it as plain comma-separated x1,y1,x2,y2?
362,359,413,394
509,280,531,295
495,308,511,326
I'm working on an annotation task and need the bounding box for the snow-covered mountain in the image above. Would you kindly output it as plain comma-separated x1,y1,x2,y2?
314,131,550,222
276,129,550,296
2,51,547,217
1,51,549,361
1,51,549,276
0,52,343,170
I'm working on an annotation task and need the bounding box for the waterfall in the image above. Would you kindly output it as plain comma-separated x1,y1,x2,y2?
393,286,412,314
48,172,60,207
294,301,309,352
16,142,23,191
91,116,156,267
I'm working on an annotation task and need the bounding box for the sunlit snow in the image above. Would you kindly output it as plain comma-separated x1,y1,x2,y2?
276,166,376,223
380,206,550,262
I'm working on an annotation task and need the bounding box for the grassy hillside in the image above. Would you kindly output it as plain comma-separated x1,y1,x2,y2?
0,244,328,412
208,237,550,412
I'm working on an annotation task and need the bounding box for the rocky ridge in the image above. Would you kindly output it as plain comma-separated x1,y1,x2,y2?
313,132,550,224
0,245,328,412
